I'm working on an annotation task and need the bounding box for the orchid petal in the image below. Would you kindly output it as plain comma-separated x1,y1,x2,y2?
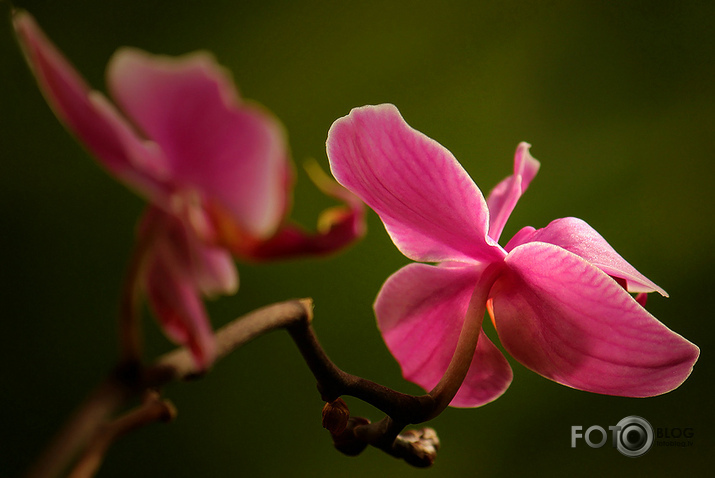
486,142,540,242
145,246,216,370
491,242,699,397
12,11,168,201
503,226,536,252
452,329,514,408
184,233,238,297
141,207,243,368
375,262,512,407
236,161,366,260
505,217,667,296
327,104,503,263
141,208,238,296
191,246,238,297
238,212,363,260
107,48,288,239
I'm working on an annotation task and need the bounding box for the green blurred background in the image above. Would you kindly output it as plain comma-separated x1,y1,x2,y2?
2,0,713,476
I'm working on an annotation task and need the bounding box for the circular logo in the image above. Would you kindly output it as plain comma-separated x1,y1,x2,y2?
615,416,653,457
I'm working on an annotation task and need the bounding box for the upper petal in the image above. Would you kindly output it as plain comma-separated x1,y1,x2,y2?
504,217,667,296
486,142,540,242
375,262,512,407
12,11,170,201
327,104,503,263
107,48,289,239
491,242,699,397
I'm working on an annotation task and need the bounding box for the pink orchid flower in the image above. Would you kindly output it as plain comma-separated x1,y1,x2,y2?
327,104,698,407
14,11,363,368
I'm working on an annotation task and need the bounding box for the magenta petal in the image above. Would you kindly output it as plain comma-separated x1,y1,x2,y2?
235,162,366,260
492,242,699,397
13,12,169,201
451,328,514,407
238,214,363,260
107,48,288,238
375,262,512,407
486,142,540,242
506,217,667,295
327,104,503,263
139,208,237,369
145,248,216,370
141,208,238,296
503,226,536,252
191,245,238,297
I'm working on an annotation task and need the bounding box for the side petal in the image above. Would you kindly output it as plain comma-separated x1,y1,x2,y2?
486,142,540,242
375,262,512,407
491,242,699,397
505,217,667,296
12,11,169,201
327,104,503,264
107,48,288,239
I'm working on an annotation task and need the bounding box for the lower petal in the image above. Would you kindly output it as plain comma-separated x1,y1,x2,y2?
492,242,699,397
145,253,216,370
375,262,512,407
451,329,514,408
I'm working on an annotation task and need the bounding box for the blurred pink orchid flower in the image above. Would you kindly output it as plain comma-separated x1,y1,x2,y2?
14,11,363,368
327,104,698,407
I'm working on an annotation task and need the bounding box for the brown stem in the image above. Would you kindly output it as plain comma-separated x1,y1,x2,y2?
286,267,504,426
426,262,502,418
24,374,133,478
145,299,314,385
286,319,436,424
118,219,160,366
330,415,440,467
25,299,313,478
27,290,479,477
284,267,502,463
67,391,176,478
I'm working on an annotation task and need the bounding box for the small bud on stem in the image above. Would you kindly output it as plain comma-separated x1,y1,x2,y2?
321,398,350,435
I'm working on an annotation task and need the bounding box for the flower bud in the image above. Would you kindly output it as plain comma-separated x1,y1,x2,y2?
321,398,350,435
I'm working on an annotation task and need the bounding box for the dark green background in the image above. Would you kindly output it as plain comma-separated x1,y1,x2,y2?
2,1,713,476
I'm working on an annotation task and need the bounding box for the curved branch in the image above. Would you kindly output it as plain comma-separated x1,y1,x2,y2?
145,299,313,385
67,390,176,478
286,319,436,424
25,299,313,478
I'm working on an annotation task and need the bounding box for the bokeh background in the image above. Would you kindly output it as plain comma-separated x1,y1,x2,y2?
2,0,713,476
